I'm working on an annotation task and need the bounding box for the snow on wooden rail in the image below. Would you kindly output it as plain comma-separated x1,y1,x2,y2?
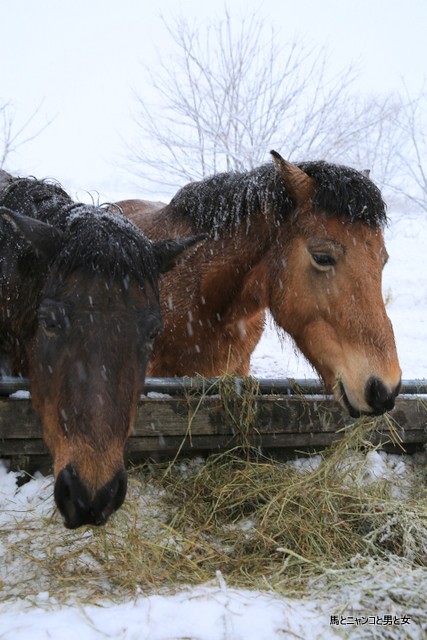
1,377,426,470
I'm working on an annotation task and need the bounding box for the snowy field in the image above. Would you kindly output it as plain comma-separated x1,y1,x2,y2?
0,206,426,639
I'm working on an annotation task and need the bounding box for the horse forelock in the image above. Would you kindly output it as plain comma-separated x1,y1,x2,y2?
0,176,72,223
298,161,387,227
55,209,159,291
0,176,159,290
168,161,387,232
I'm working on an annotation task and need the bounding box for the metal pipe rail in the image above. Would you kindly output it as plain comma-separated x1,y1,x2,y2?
1,376,426,396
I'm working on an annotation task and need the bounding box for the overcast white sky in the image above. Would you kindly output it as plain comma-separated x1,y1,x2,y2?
1,0,426,199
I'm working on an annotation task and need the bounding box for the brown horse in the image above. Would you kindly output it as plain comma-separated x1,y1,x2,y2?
0,170,200,528
115,151,401,418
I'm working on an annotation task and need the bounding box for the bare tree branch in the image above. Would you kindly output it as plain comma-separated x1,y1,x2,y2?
0,100,53,170
383,84,427,211
126,9,415,203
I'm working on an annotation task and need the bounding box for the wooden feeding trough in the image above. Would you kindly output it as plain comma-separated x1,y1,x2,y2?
0,376,426,471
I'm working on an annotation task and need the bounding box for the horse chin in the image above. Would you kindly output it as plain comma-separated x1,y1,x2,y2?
337,382,363,418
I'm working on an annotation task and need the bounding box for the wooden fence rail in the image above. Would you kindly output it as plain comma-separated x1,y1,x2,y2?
1,377,426,470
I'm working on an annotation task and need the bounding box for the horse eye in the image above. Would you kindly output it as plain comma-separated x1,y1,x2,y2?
40,316,61,336
311,253,336,270
38,307,65,336
136,321,162,346
147,324,162,342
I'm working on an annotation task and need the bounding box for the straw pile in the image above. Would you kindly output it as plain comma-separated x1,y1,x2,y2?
1,376,426,631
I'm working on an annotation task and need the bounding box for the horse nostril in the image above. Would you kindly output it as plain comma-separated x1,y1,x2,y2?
92,468,128,524
54,465,128,529
365,376,399,415
54,465,90,529
113,468,128,510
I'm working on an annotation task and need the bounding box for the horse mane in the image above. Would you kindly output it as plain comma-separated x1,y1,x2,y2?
168,160,387,233
0,176,158,288
168,164,293,233
0,176,73,226
56,210,158,288
298,161,387,227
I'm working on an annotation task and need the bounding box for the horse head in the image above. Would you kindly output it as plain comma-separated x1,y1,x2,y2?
1,205,201,527
266,151,401,417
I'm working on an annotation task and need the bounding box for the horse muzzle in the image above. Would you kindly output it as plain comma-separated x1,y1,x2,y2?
54,464,128,529
339,376,401,418
364,376,401,415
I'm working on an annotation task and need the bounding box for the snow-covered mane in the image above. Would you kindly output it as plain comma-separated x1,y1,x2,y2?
0,175,158,286
299,161,387,227
168,160,387,233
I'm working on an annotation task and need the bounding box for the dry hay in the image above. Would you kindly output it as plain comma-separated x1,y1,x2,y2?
1,376,427,634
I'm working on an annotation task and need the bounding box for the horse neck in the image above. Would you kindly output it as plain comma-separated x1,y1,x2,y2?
123,201,277,376
152,206,273,321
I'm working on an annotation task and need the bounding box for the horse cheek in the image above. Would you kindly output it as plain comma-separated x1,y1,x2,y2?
33,396,69,478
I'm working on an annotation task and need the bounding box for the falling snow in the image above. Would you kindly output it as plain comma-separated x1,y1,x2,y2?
0,197,426,638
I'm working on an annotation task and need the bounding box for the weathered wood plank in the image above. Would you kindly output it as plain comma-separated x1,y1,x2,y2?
0,439,49,455
2,395,426,439
0,397,43,438
1,376,425,471
1,374,426,471
2,428,424,458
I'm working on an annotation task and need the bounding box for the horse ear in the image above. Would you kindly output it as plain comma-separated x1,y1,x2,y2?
0,207,63,261
270,150,315,205
153,234,207,274
0,169,13,192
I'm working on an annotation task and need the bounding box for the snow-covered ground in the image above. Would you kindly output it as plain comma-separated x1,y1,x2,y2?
0,206,426,639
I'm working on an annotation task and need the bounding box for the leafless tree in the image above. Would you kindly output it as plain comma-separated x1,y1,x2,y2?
383,85,427,212
0,100,51,169
127,9,410,197
323,93,409,193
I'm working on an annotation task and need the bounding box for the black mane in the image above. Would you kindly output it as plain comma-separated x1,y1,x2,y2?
299,161,387,227
54,210,158,288
169,164,293,234
0,176,158,288
168,160,387,233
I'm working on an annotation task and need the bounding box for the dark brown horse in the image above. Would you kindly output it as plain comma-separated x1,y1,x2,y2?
115,151,401,417
0,170,200,528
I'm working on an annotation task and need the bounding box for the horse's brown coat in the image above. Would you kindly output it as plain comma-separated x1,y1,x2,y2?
0,175,200,527
116,153,401,416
